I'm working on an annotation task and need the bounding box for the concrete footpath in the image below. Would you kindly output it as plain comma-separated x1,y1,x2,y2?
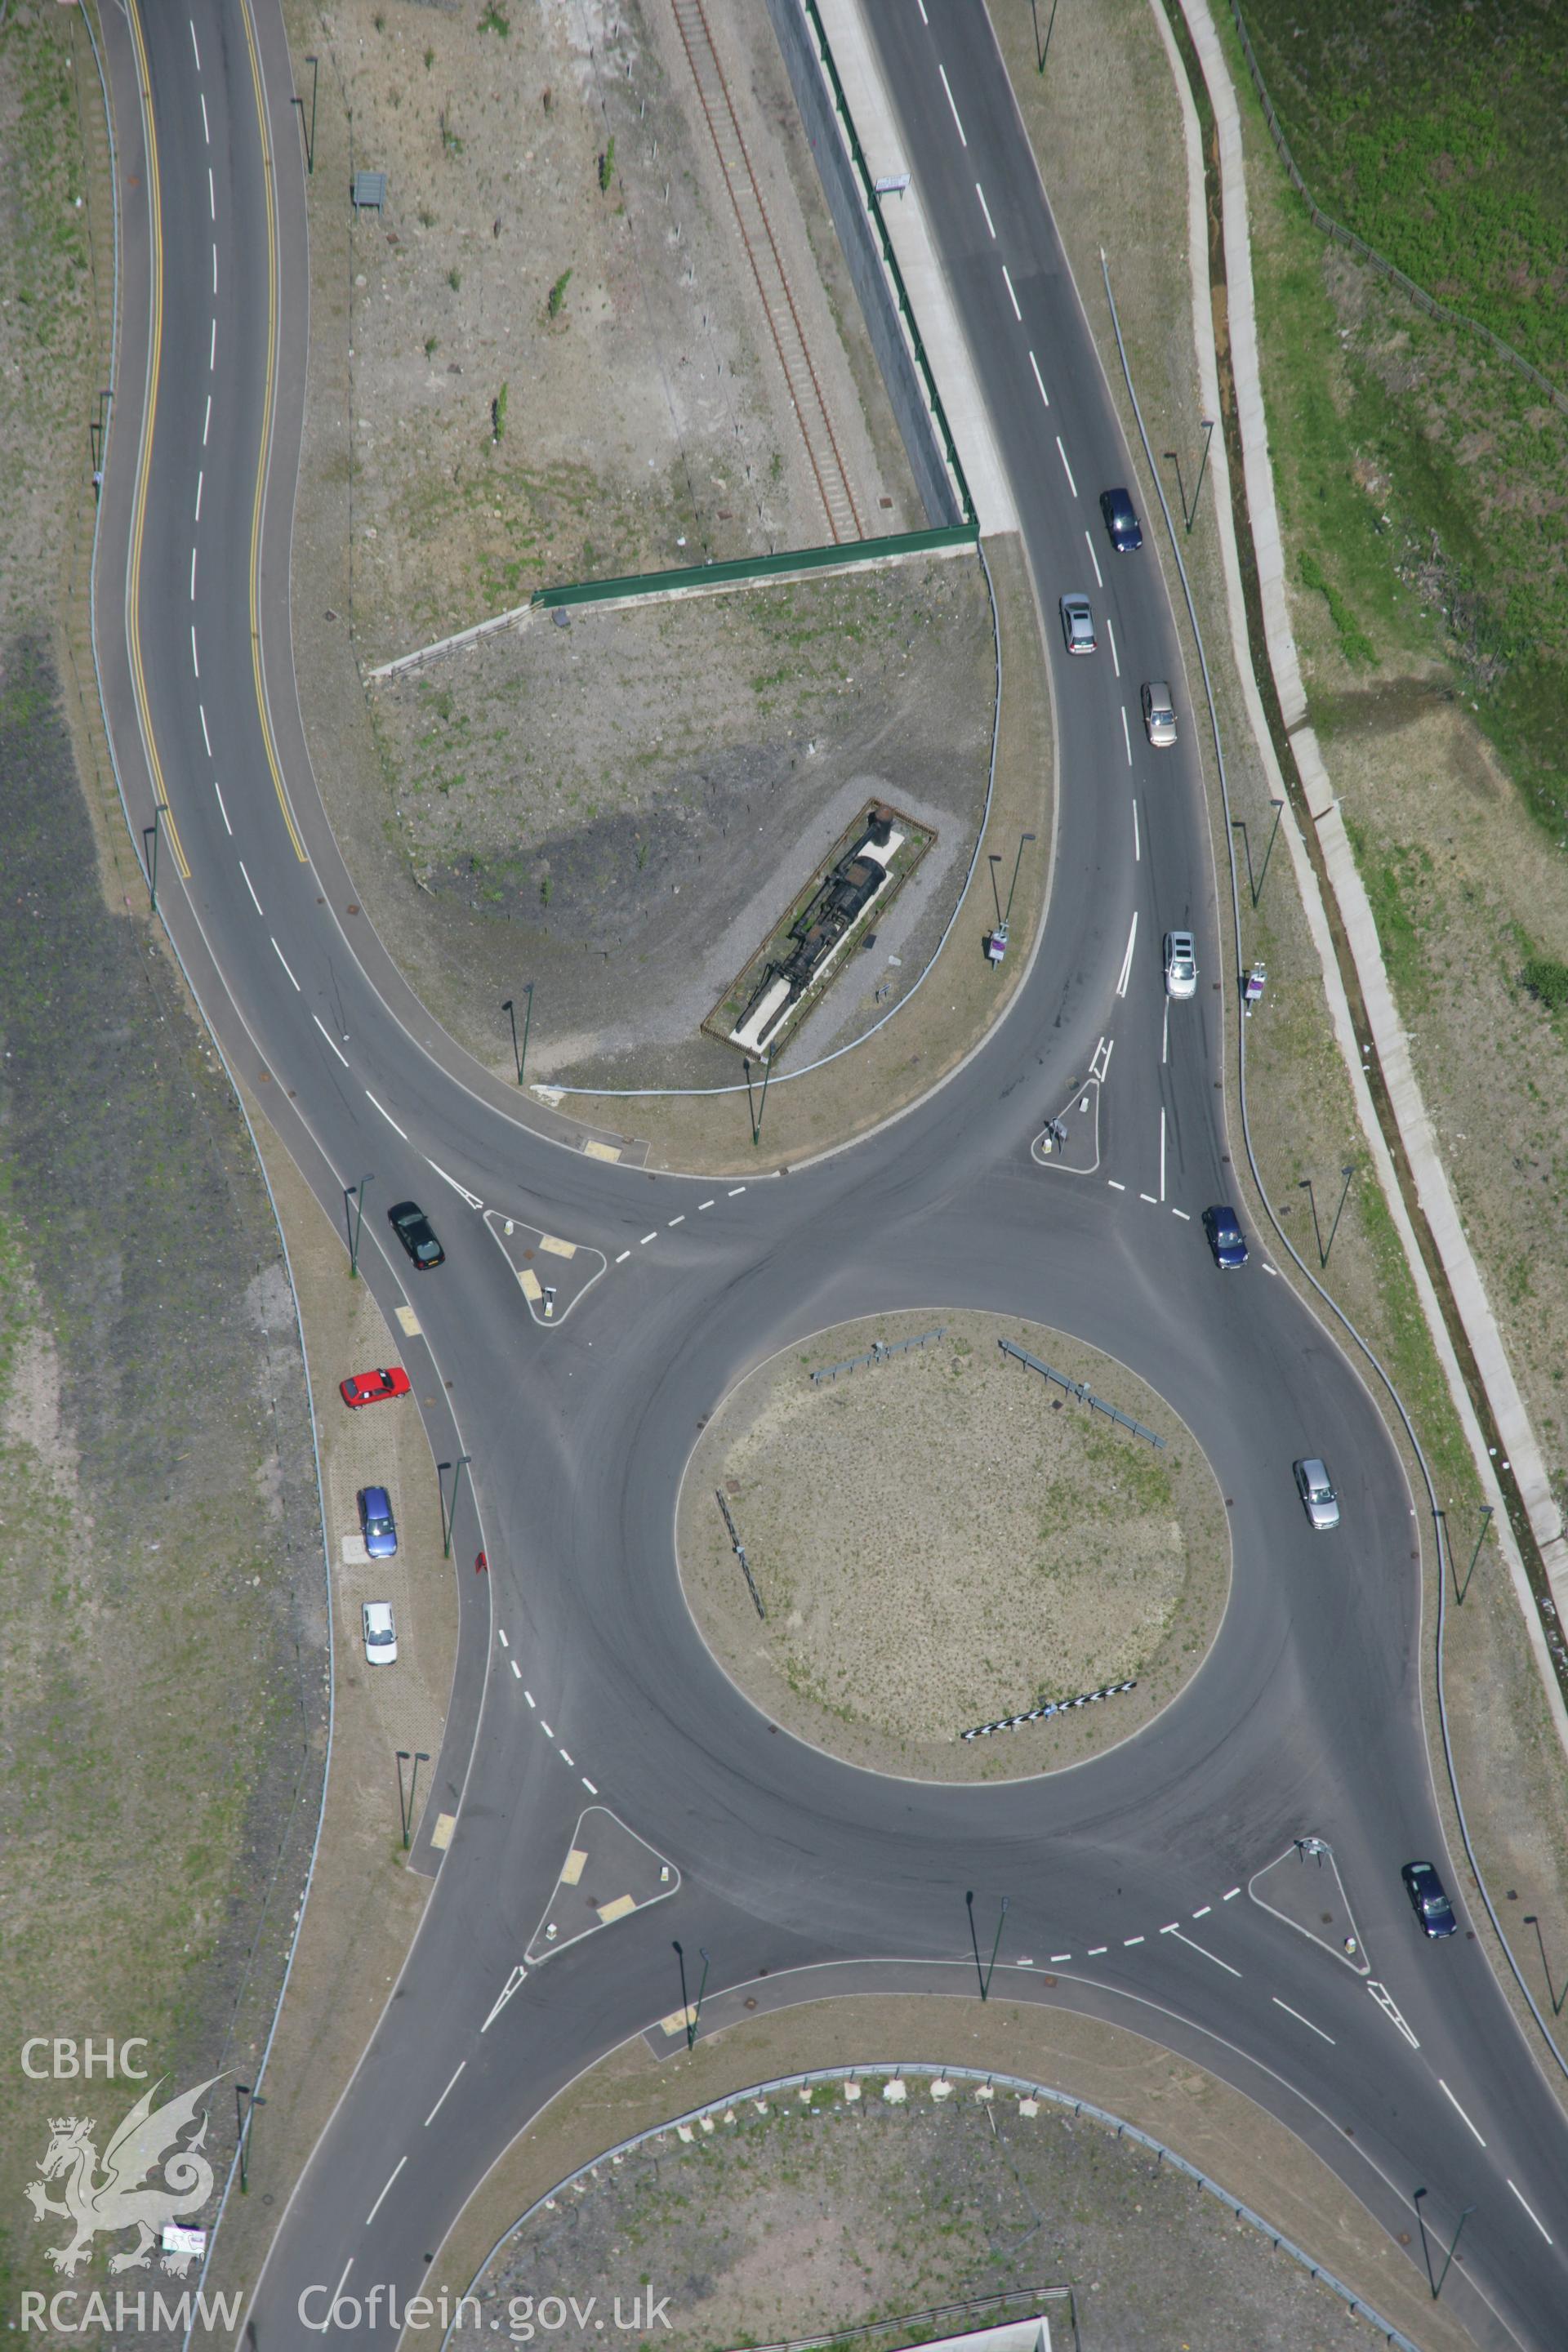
1169,0,1568,1721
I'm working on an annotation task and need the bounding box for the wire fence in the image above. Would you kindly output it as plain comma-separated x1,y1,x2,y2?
1227,0,1567,416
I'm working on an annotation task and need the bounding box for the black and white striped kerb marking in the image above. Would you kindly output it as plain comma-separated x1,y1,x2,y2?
961,1679,1138,1742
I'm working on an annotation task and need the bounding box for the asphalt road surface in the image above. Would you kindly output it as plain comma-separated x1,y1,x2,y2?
85,2,1568,2345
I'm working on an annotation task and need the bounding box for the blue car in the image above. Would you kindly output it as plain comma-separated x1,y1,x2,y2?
1202,1205,1249,1269
358,1485,399,1559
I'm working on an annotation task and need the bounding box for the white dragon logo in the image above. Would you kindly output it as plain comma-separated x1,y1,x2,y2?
24,2075,223,2276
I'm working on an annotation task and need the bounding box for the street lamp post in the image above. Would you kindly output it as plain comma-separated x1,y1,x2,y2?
142,802,170,915
437,1455,473,1560
1030,0,1062,74
1522,1915,1566,2016
965,1890,1009,2001
1458,1503,1493,1604
1162,421,1214,533
345,1175,372,1279
1412,2188,1474,2300
673,1940,710,2050
396,1748,431,1848
1297,1166,1356,1268
235,2084,266,2193
742,1053,774,1148
1003,832,1036,927
1231,800,1285,907
502,983,533,1086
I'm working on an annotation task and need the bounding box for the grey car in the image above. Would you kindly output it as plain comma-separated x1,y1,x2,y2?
1059,594,1097,654
1141,681,1178,747
1294,1458,1340,1530
1163,929,1197,1000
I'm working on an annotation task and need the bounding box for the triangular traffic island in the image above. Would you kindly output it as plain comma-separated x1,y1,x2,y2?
1031,1072,1101,1174
1249,1837,1370,1975
483,1210,606,1326
524,1806,678,1966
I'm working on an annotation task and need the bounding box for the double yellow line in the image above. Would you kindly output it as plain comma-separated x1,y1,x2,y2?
123,0,308,889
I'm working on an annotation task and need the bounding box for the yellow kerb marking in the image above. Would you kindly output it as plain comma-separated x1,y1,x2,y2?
582,1141,621,1163
539,1235,577,1259
560,1849,587,1886
596,1894,635,1925
394,1306,422,1336
518,1269,542,1301
429,1813,456,1851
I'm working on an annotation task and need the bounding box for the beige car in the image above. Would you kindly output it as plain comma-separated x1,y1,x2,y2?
1141,681,1178,746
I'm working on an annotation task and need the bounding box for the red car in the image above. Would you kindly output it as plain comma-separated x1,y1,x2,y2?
339,1366,412,1410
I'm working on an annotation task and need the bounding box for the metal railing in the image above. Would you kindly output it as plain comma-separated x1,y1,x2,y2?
811,1325,947,1382
530,523,973,612
715,1489,766,1618
1228,0,1566,416
998,1340,1165,1446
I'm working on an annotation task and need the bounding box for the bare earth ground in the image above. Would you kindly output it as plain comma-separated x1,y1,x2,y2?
984,0,1568,2094
425,1995,1471,2352
679,1311,1227,1780
0,5,324,2322
307,0,915,671
364,554,993,1089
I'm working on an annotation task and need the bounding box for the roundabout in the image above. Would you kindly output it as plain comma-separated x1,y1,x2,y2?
679,1309,1229,1778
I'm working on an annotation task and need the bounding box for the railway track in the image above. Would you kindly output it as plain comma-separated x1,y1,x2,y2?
669,0,866,546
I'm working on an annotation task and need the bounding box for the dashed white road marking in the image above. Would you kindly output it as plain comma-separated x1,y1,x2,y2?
271,938,301,991
582,1776,598,1794
312,1014,349,1067
1121,706,1132,766
200,90,209,143
207,165,215,220
1085,529,1102,588
1001,263,1022,320
364,2156,405,2227
211,243,218,295
212,780,231,835
541,1720,555,1740
1028,350,1049,408
667,1214,685,1227
1054,435,1076,497
559,1748,574,1766
238,860,262,915
698,1199,715,1210
510,1659,521,1680
203,392,211,443
1107,1179,1125,1192
523,1689,536,1708
194,470,203,522
189,18,200,67
1272,1996,1334,2045
190,624,199,677
975,181,996,239
1439,2079,1486,2147
199,701,211,753
365,1090,408,1140
189,548,197,600
1138,1192,1157,1205
1115,909,1137,998
938,64,967,145
728,1186,746,1196
640,1231,657,1245
615,1250,630,1263
423,2062,465,2127
1172,1206,1192,1221
1106,614,1121,677
1508,2180,1552,2244
1263,1263,1278,1276
497,1629,509,1648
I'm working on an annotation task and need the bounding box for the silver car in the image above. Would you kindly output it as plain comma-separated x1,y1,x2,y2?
1059,594,1097,654
1294,1459,1340,1531
1141,681,1177,746
1164,929,1197,1000
363,1600,399,1665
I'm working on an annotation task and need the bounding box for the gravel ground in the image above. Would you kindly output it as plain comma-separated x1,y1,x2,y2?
469,2075,1385,2352
364,555,993,1087
679,1311,1228,1780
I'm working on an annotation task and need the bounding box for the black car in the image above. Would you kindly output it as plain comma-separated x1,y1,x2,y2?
1099,487,1143,553
1401,1860,1457,1939
1201,1204,1248,1269
387,1199,445,1271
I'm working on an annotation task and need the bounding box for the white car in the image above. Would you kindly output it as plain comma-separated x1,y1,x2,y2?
1141,681,1178,746
363,1600,399,1664
1163,929,1197,1000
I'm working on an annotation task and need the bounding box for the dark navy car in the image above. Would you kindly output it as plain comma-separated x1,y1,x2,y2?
388,1199,445,1271
1099,486,1143,552
1201,1204,1249,1269
1401,1860,1457,1939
